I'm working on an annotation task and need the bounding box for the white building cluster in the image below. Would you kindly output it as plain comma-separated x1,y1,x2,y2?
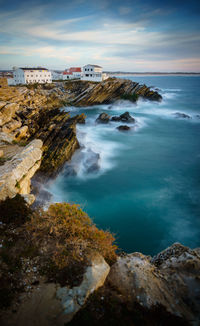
12,67,52,85
8,64,108,85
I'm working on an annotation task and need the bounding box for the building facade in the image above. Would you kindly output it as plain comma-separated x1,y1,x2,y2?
13,68,52,85
81,64,108,82
62,67,82,80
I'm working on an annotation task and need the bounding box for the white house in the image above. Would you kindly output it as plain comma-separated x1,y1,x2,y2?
13,67,52,85
81,64,108,82
62,67,82,80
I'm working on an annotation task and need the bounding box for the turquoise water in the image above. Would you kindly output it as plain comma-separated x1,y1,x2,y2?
49,76,200,255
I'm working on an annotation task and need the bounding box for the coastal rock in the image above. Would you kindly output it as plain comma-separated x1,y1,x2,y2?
117,125,131,131
0,103,19,126
0,132,14,145
65,78,162,106
96,112,110,124
173,112,191,119
83,149,100,173
56,254,110,322
2,119,22,134
111,111,135,123
0,139,43,201
108,243,200,323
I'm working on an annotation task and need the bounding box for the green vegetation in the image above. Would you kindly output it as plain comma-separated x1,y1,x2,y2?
121,93,139,102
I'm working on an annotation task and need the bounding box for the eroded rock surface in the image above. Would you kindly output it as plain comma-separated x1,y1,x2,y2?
108,243,200,324
0,139,43,203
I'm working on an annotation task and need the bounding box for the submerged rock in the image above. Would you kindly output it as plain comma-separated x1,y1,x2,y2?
117,125,131,131
173,112,191,119
96,113,110,124
83,149,100,173
111,111,135,123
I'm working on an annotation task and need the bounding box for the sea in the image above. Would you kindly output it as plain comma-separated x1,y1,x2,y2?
48,75,200,256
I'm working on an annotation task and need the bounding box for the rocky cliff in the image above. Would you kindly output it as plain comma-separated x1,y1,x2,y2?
60,78,162,106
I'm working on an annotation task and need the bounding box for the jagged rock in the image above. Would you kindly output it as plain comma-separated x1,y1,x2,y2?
22,193,35,205
0,254,110,326
0,132,14,145
96,113,110,124
2,119,22,133
111,111,135,123
0,139,43,201
108,243,200,324
65,78,162,106
0,150,3,158
0,103,19,126
14,125,29,141
117,125,130,131
173,112,191,119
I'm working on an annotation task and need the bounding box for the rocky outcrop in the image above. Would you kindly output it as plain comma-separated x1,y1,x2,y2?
0,254,110,326
0,139,43,203
108,243,200,324
111,111,135,123
63,78,162,106
96,112,111,124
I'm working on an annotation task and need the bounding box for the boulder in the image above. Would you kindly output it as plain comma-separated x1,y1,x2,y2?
111,111,135,123
117,125,130,131
0,102,19,126
96,113,110,124
108,243,200,323
0,132,14,145
0,139,43,201
14,125,29,141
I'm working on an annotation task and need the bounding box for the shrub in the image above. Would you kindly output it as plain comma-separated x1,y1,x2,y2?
27,203,117,285
0,194,32,225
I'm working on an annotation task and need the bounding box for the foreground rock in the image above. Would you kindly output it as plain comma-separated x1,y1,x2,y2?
111,111,135,123
0,139,42,203
0,254,110,326
108,243,200,324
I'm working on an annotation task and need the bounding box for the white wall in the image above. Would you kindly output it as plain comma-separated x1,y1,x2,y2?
13,68,52,85
81,65,103,82
7,78,16,85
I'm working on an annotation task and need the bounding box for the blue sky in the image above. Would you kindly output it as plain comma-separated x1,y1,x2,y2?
0,0,200,71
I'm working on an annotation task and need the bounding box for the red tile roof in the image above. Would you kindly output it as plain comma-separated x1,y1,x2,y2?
63,71,73,75
69,67,81,73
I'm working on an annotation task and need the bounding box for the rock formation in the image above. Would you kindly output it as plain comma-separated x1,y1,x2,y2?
108,243,200,324
0,139,43,204
111,111,135,123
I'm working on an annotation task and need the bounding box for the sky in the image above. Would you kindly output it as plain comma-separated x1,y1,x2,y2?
0,0,200,72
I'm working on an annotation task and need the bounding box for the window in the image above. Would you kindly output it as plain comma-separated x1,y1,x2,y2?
90,74,92,77
86,74,89,77
31,75,33,77
27,75,29,77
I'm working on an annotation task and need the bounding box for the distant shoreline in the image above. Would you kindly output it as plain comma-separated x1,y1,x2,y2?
106,72,200,76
